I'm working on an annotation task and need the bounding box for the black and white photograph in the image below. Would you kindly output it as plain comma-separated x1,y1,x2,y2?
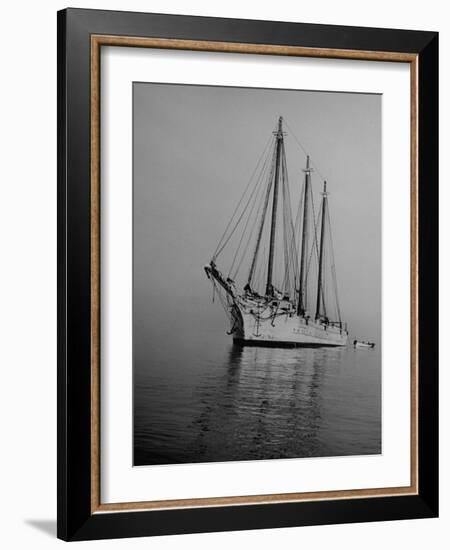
0,0,443,545
133,82,382,466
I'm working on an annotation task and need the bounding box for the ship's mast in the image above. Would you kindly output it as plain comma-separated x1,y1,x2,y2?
265,116,284,296
297,155,312,315
315,181,328,319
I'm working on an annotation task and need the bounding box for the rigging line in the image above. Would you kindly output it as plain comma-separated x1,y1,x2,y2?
255,243,268,293
292,180,305,297
315,196,328,319
281,149,289,292
281,154,291,294
275,156,293,297
304,190,323,316
254,246,264,292
212,134,274,258
293,180,304,234
281,144,300,295
233,164,270,279
232,224,256,280
213,140,273,261
305,182,321,281
322,253,327,318
247,139,278,286
231,164,270,280
284,120,328,184
283,208,291,293
328,216,341,322
280,147,290,293
326,203,342,323
229,139,275,278
211,280,231,320
319,243,327,318
288,223,300,293
213,133,274,258
257,244,268,294
281,150,297,297
285,179,299,271
214,135,274,262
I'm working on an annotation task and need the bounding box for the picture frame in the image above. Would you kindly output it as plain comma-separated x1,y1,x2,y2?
57,7,438,541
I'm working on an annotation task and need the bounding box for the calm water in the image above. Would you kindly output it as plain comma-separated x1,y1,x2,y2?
133,328,381,466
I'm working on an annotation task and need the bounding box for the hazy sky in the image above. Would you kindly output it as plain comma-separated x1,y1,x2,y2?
133,83,381,346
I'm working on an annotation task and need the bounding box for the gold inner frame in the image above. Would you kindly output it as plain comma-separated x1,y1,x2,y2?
90,35,419,514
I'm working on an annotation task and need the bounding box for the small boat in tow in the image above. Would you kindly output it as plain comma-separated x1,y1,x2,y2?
353,340,375,349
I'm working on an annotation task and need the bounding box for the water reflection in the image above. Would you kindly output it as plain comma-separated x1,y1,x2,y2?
186,345,348,463
134,341,381,466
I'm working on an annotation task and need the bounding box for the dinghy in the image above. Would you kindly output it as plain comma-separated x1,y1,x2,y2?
353,340,375,349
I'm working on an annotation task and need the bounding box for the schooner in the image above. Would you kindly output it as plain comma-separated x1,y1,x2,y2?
204,116,348,347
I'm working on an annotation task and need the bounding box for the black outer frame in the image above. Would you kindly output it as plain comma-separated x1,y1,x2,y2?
57,8,438,541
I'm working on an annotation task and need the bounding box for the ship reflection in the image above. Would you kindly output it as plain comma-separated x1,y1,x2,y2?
189,343,343,462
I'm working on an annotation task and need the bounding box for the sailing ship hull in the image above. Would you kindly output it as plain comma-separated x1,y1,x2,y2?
232,306,348,347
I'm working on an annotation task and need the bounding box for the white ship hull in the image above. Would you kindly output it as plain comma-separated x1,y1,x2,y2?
231,304,348,347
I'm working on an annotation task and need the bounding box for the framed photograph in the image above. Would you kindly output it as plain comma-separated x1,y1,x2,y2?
57,8,438,541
